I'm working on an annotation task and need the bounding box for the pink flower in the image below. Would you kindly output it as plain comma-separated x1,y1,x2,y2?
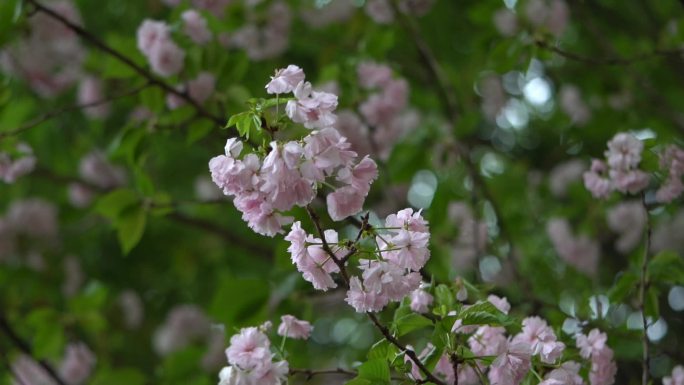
663,365,684,385
12,355,56,385
488,342,532,385
540,361,583,385
286,81,338,129
609,169,649,194
59,342,96,385
334,110,372,156
656,178,684,203
336,156,378,193
385,208,429,233
365,0,394,24
409,288,433,313
0,143,36,184
148,40,185,77
266,65,305,94
468,326,508,357
487,295,511,314
225,327,271,372
605,133,643,170
192,0,231,18
345,276,386,312
79,151,126,189
277,315,313,340
78,76,109,119
326,185,366,221
589,347,617,385
607,201,646,253
560,85,591,125
357,62,393,89
576,329,607,359
153,305,210,355
547,218,599,276
302,127,356,177
382,229,430,271
136,20,170,56
182,10,212,44
286,223,340,290
248,360,289,385
583,159,613,198
188,72,216,103
493,8,518,37
512,316,565,363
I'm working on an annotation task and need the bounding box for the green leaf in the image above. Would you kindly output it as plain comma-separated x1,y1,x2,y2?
435,284,455,309
94,189,139,221
458,301,512,327
92,368,146,385
117,204,147,255
608,271,639,303
357,359,390,384
27,309,64,359
187,119,214,144
649,251,684,285
345,379,372,385
394,313,433,336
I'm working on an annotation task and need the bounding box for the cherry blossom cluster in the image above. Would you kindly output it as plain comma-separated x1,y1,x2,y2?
546,217,599,276
11,342,95,385
218,315,312,385
0,199,58,270
0,143,36,184
583,132,650,198
664,365,684,385
224,2,292,61
334,61,418,160
407,295,615,385
210,65,379,235
655,144,684,203
136,20,186,77
68,151,127,208
493,0,570,39
0,0,84,98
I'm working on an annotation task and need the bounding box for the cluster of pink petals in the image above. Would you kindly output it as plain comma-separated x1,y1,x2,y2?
655,145,684,203
356,62,417,159
58,342,96,385
136,20,185,77
68,151,126,208
512,317,565,364
285,223,342,290
664,365,684,385
525,0,570,37
77,76,110,119
182,10,212,45
345,209,430,312
606,201,646,253
539,361,584,385
547,218,599,276
153,304,211,355
167,71,216,109
409,287,434,313
220,326,288,385
584,133,649,198
211,66,378,235
0,0,84,98
575,329,617,385
549,159,586,197
277,315,312,340
0,143,36,184
225,2,291,61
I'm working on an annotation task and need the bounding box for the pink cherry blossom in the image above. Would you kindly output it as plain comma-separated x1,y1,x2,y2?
182,10,212,44
547,218,599,276
137,20,170,56
487,294,511,314
605,133,643,170
265,65,305,94
277,315,313,340
286,81,338,129
410,288,433,313
153,305,210,355
345,276,386,312
607,201,646,253
664,365,684,385
365,0,394,24
357,61,393,89
540,361,583,385
0,143,36,184
576,329,607,359
78,76,109,119
148,40,185,77
589,347,617,385
488,342,532,385
59,342,96,385
468,326,508,357
225,327,271,372
583,159,613,198
326,185,366,221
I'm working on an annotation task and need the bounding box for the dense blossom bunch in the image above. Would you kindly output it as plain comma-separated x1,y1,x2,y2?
576,329,618,385
0,143,36,184
210,65,379,235
181,9,212,45
583,132,649,198
136,19,185,77
546,217,599,275
218,324,289,385
0,0,84,97
225,1,292,61
606,201,646,253
655,144,684,203
345,208,430,312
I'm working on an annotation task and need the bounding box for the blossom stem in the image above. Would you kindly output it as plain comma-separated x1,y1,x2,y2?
638,193,652,385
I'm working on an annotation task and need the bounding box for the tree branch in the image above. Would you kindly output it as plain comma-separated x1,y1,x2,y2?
24,0,226,128
535,39,684,66
0,315,67,385
0,82,152,139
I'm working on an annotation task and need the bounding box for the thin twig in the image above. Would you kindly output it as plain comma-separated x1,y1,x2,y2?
535,39,683,66
638,193,652,385
24,0,225,128
0,82,151,139
0,315,67,385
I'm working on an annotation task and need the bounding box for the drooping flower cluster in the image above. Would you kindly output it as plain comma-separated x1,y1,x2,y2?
0,0,84,98
655,144,684,203
219,324,288,385
575,329,617,385
583,132,649,198
224,1,292,61
136,19,185,77
210,65,379,235
0,143,36,184
345,208,430,312
546,218,599,275
511,317,565,364
181,9,212,45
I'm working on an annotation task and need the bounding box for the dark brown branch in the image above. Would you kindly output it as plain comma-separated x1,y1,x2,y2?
289,367,356,379
25,0,225,128
535,39,684,66
638,193,652,385
0,82,151,139
0,315,67,385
